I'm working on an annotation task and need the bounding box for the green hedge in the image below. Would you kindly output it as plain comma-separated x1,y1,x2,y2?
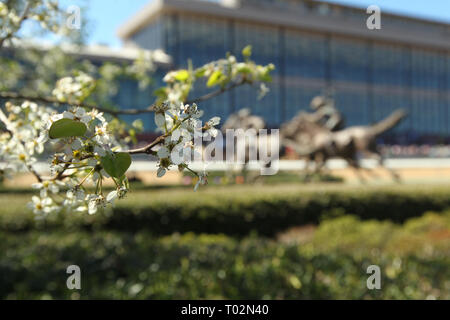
2,185,450,235
2,185,450,236
1,212,448,299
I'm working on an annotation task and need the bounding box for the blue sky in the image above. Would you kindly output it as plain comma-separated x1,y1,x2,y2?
71,0,450,48
322,0,450,23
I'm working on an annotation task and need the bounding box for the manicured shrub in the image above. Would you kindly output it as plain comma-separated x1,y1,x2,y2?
2,185,450,236
0,212,448,299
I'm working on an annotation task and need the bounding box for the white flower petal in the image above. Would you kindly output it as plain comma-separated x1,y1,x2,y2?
63,111,74,119
208,117,221,126
72,139,82,150
157,147,170,159
171,129,181,142
106,190,118,203
88,201,98,215
155,113,166,129
75,108,86,118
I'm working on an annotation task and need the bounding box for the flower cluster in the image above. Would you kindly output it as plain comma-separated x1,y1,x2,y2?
158,47,275,105
0,2,23,30
199,53,275,88
52,72,95,103
126,50,157,89
0,101,51,175
153,102,219,187
23,98,217,216
43,106,129,215
0,99,131,216
0,1,65,44
29,0,62,34
49,107,112,158
161,71,192,104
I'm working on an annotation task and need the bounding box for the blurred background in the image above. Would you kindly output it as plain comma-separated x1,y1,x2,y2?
5,0,450,183
0,0,449,300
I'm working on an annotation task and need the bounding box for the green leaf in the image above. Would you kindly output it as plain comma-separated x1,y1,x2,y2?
207,70,223,87
100,152,132,179
257,64,275,82
49,119,87,139
237,64,252,74
242,45,252,58
259,73,272,82
195,67,206,78
153,87,167,97
174,69,190,81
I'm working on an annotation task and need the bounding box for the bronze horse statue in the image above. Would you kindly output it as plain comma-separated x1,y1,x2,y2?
217,100,406,182
219,108,277,180
281,109,407,181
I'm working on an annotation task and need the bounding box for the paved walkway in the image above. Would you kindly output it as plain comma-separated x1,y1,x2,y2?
4,159,450,186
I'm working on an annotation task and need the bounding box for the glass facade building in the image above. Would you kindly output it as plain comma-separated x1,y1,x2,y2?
118,0,450,144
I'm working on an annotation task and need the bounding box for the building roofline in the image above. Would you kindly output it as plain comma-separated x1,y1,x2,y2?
77,45,172,65
117,0,450,51
3,40,173,65
117,0,165,40
314,0,450,28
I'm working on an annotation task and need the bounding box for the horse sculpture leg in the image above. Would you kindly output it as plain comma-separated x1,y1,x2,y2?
379,156,401,182
346,158,367,184
313,152,326,174
364,149,401,183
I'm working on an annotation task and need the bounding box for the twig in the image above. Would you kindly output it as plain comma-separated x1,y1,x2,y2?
1,78,249,162
25,163,43,183
52,163,71,181
185,79,246,104
126,135,166,155
0,79,249,117
125,121,212,156
0,91,147,116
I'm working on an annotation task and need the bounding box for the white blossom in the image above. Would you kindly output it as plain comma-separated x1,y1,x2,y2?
32,180,63,197
157,146,170,159
94,123,111,145
106,190,118,203
52,72,94,102
27,196,56,215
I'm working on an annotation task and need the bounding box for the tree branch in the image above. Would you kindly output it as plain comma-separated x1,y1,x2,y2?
0,91,149,116
26,163,43,183
125,121,214,156
0,79,249,117
185,79,246,104
126,135,166,155
1,79,249,159
51,163,71,181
